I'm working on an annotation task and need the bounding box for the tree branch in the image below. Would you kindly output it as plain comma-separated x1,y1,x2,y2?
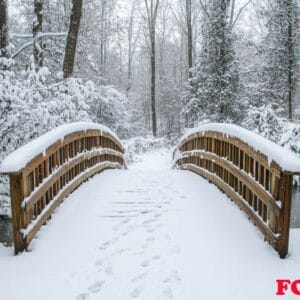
231,0,253,29
12,32,66,58
198,0,211,21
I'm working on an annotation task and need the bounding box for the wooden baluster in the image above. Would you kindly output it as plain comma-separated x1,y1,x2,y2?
268,174,278,235
277,173,293,258
9,172,29,254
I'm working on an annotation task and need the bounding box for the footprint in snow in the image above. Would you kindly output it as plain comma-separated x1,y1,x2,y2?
140,260,149,267
105,265,113,275
131,272,148,283
88,281,105,293
99,241,110,250
164,270,181,283
99,237,119,250
131,287,142,298
95,259,104,270
145,237,155,242
76,293,89,300
143,219,156,225
141,243,148,249
164,234,171,240
152,254,161,260
132,250,144,256
112,248,131,256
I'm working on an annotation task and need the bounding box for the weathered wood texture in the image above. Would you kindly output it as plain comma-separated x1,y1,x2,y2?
174,131,294,258
3,129,125,254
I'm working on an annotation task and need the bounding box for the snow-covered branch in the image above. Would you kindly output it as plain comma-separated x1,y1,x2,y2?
12,32,66,58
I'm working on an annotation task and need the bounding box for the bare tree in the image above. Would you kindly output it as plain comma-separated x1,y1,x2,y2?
33,0,44,70
144,0,160,136
186,0,192,78
0,0,8,60
63,0,83,79
100,0,107,78
127,0,140,95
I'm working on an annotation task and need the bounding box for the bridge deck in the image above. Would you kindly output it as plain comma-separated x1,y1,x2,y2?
0,150,299,300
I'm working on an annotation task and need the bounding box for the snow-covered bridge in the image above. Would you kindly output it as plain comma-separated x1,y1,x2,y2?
0,123,300,300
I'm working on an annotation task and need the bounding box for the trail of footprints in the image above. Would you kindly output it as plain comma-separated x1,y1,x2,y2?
76,180,183,299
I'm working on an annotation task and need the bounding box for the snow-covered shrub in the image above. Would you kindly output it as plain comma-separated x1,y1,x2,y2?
86,85,131,139
242,104,286,142
123,136,170,164
0,68,91,215
280,122,300,155
280,122,300,186
0,68,91,160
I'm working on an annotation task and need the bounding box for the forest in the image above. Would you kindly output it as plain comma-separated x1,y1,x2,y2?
1,0,300,215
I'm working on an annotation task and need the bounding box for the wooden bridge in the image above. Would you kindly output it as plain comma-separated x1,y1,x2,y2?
0,122,299,258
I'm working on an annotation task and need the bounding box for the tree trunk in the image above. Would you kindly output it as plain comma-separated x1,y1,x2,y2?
63,0,83,79
287,0,294,120
100,0,107,79
144,0,159,137
150,29,157,136
229,0,236,27
127,51,132,94
218,0,230,118
33,0,44,70
0,0,9,59
127,1,136,95
186,0,193,78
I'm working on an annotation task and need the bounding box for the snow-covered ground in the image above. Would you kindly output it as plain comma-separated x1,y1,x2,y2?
0,150,299,300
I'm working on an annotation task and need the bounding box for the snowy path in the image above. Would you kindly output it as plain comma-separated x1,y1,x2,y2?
0,150,300,300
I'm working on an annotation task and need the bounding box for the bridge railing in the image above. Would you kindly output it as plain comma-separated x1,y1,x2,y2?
174,123,300,258
0,122,125,254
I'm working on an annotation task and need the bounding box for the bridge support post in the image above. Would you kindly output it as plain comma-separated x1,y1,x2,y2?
277,173,293,259
9,173,27,254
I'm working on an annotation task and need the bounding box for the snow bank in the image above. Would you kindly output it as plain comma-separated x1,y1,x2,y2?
0,122,122,174
179,123,300,173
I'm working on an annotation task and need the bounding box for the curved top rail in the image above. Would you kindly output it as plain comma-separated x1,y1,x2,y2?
0,122,124,174
178,123,300,174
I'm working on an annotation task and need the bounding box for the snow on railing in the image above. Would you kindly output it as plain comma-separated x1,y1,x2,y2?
0,122,123,174
174,123,300,258
0,122,125,254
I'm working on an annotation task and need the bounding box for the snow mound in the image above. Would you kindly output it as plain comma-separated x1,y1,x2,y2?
179,123,300,173
0,122,122,174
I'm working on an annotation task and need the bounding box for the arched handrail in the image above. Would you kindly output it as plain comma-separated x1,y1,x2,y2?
174,123,300,258
0,122,126,254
